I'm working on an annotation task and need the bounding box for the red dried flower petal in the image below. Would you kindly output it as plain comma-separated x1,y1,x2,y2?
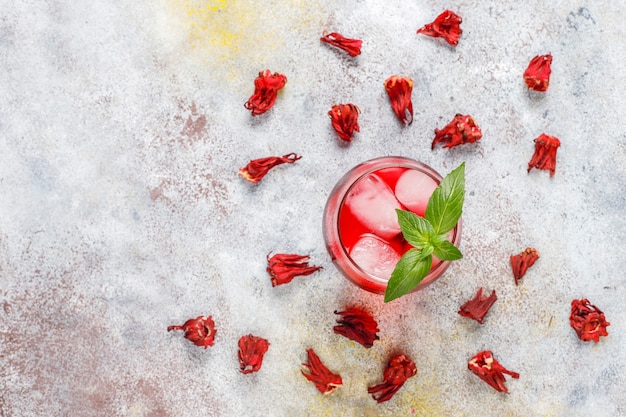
328,103,360,142
267,253,322,287
527,134,561,177
468,350,519,393
301,348,343,395
238,334,270,374
368,354,417,403
417,10,463,46
333,307,380,348
384,76,413,125
510,247,539,285
320,32,363,57
458,288,497,324
239,153,302,184
168,316,216,349
432,114,482,150
570,298,610,343
523,54,552,92
244,70,287,116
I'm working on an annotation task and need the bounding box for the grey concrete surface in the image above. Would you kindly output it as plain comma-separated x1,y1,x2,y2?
1,1,625,416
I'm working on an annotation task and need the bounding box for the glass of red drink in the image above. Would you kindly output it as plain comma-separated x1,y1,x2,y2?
323,156,462,294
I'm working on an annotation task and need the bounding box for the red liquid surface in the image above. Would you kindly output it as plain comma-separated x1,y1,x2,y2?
338,167,441,279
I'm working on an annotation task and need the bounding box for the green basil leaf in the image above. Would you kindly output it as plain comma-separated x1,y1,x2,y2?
384,249,433,303
420,244,434,259
429,232,449,247
396,209,435,248
433,240,463,261
425,162,465,234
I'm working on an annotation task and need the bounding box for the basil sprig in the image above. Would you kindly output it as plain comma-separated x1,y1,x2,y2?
384,162,465,302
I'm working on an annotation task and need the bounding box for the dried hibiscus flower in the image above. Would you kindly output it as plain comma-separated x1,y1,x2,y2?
527,134,561,177
417,10,463,46
320,32,362,57
432,114,482,149
301,348,343,395
267,253,322,287
244,70,287,116
458,288,497,324
570,298,610,343
168,315,216,349
238,334,270,374
468,350,519,393
510,247,539,285
523,54,552,92
328,103,360,142
333,307,380,348
384,76,413,125
368,354,417,403
239,153,302,184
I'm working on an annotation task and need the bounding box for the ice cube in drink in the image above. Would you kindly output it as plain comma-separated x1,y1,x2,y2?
394,169,438,216
343,173,402,240
349,234,401,279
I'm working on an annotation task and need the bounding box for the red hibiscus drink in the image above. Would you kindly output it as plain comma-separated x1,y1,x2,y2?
323,157,462,294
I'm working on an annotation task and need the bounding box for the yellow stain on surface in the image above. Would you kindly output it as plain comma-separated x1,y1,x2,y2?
169,0,325,79
399,377,448,417
183,0,258,55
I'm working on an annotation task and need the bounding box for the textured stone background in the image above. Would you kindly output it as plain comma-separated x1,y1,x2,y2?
1,1,625,416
